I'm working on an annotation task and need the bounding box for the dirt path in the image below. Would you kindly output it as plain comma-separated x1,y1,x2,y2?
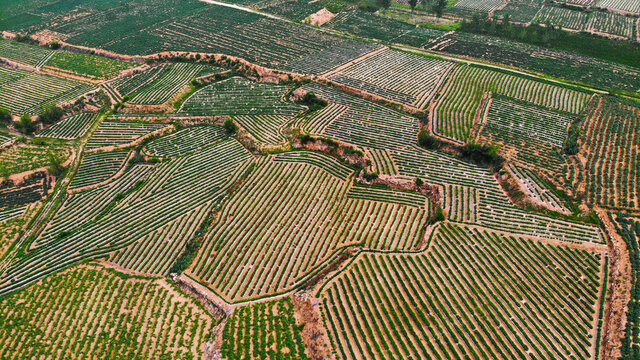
292,292,336,360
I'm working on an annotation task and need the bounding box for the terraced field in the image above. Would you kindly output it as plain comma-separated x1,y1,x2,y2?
86,120,168,151
0,140,69,175
234,115,292,145
37,112,97,139
69,150,130,190
284,41,383,75
144,125,226,157
0,265,215,359
190,154,428,301
222,298,308,360
572,96,640,210
433,64,591,143
596,0,640,13
0,66,94,114
328,49,455,109
508,164,569,213
0,38,52,67
320,222,605,360
44,51,137,80
179,78,303,116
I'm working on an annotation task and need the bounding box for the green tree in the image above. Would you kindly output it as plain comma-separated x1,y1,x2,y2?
0,108,11,127
433,0,447,17
377,0,391,12
47,152,65,177
409,0,418,13
15,114,36,135
223,118,237,134
39,106,64,125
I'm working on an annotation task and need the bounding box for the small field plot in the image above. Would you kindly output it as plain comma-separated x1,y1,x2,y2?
0,139,253,295
571,96,640,210
328,49,455,109
254,0,323,20
144,125,226,157
190,154,428,301
69,150,130,190
222,298,308,360
0,38,52,67
508,164,569,213
86,120,168,151
0,203,38,258
587,11,635,38
234,115,292,145
534,6,590,30
494,2,543,23
299,83,419,150
450,0,505,14
433,64,590,143
0,264,215,359
324,10,446,48
284,40,383,75
43,51,137,80
320,222,605,360
37,112,96,139
0,132,13,147
478,96,577,174
0,66,94,115
179,78,303,116
0,140,69,175
596,0,640,14
118,63,224,105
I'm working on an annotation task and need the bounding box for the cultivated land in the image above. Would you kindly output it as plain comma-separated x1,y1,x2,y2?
0,0,637,359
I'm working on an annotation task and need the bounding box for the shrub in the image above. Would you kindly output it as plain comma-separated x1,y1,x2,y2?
49,41,61,50
39,106,64,126
415,178,424,187
564,125,582,155
0,108,11,127
47,152,65,177
460,141,504,167
15,114,37,134
362,171,379,181
223,118,237,134
418,130,439,149
298,92,328,111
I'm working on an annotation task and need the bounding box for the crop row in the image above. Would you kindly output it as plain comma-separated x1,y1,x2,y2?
234,115,292,145
0,206,27,224
0,66,94,114
126,63,223,105
273,150,353,181
0,138,253,296
144,125,226,157
44,51,136,80
434,65,590,143
508,164,568,213
190,155,426,301
0,38,52,67
179,77,302,116
442,184,478,223
366,147,398,176
284,40,383,75
534,6,635,38
69,150,130,190
328,49,455,109
222,297,308,359
577,96,640,210
320,222,604,359
451,0,505,13
109,204,210,275
302,83,419,150
296,102,349,136
86,120,168,151
0,265,214,359
596,0,640,13
0,141,69,175
37,112,97,140
0,133,13,147
347,184,427,208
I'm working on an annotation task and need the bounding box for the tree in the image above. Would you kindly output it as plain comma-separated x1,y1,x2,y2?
415,177,424,187
433,0,447,17
0,108,11,127
39,106,63,125
15,114,36,134
376,0,391,13
47,152,65,177
418,129,438,149
409,0,418,13
223,118,237,134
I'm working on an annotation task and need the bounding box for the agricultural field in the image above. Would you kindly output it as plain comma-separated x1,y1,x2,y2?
570,96,640,210
112,63,224,105
327,49,455,109
43,51,137,80
179,77,303,116
0,66,94,114
320,222,605,360
69,150,130,190
222,298,308,359
0,265,215,359
86,120,169,151
0,37,52,67
433,64,590,143
0,0,636,358
37,112,97,139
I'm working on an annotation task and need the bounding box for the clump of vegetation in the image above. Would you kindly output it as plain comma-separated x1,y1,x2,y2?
47,151,66,177
0,108,11,127
418,129,439,149
15,114,37,135
298,91,328,111
223,118,238,134
564,125,582,155
459,141,504,167
39,106,64,126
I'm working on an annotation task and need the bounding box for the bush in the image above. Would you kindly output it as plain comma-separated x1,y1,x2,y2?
564,125,582,155
418,130,438,149
298,92,328,111
429,205,445,224
49,41,61,50
223,118,237,134
15,114,36,134
415,178,424,187
0,108,11,127
39,106,64,125
459,141,504,167
47,152,65,177
362,171,379,181
300,134,314,144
